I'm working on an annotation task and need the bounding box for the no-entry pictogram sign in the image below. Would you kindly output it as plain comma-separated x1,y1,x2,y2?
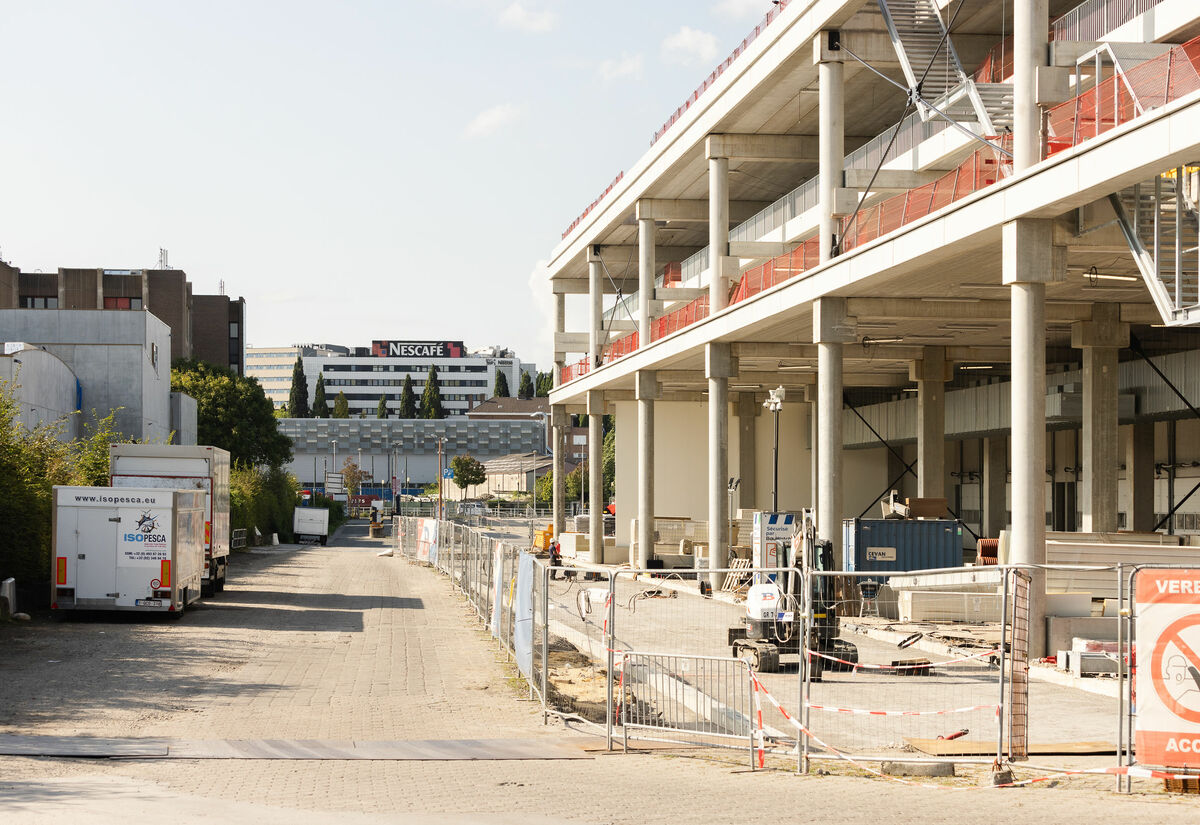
1135,569,1200,767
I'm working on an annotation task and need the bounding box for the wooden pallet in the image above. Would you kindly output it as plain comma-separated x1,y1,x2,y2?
721,558,752,592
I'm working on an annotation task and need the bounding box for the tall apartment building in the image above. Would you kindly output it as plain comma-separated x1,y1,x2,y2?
0,262,245,374
247,340,537,417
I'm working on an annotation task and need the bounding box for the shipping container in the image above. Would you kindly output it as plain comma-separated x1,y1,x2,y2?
51,486,205,613
842,518,964,583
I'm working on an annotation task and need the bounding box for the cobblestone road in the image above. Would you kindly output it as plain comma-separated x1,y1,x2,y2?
1,523,1198,823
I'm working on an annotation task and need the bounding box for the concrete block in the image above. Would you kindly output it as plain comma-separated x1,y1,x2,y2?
1045,592,1093,618
898,590,1002,622
1071,652,1118,677
1045,616,1118,656
881,761,955,777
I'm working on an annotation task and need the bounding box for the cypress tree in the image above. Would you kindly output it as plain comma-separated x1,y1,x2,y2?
332,391,350,418
376,395,389,418
517,370,534,400
398,374,417,418
419,365,445,419
287,356,309,418
493,370,510,398
311,373,330,417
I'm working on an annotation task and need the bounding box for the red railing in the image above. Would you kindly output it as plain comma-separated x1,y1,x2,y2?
562,171,624,240
559,35,1200,386
1047,36,1200,150
651,1,793,146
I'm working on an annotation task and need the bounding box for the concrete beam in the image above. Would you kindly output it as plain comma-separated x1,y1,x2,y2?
655,287,708,301
551,278,638,296
844,297,1156,323
729,241,791,258
706,133,820,162
843,169,945,190
554,332,589,353
636,199,772,222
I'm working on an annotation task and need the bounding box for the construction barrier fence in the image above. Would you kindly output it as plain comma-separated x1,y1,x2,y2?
393,523,1198,785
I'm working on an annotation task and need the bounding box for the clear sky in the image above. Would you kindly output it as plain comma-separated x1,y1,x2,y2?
0,1,779,372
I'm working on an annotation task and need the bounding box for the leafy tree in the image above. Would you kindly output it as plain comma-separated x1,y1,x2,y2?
517,370,534,400
535,371,553,397
287,356,309,418
376,395,389,419
398,374,416,418
341,458,367,494
450,454,487,498
312,373,330,417
332,391,350,418
172,359,292,467
493,370,510,398
602,423,616,500
419,365,444,419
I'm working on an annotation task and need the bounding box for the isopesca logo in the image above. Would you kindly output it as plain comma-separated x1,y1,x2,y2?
124,510,166,543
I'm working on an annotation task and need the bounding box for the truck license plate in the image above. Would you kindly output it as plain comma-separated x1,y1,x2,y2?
135,599,163,607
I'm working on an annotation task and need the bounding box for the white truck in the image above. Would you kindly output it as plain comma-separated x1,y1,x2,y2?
109,444,231,595
294,507,330,545
51,486,205,614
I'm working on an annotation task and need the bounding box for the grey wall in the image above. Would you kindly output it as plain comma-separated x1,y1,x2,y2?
0,309,172,442
0,345,80,440
278,417,547,486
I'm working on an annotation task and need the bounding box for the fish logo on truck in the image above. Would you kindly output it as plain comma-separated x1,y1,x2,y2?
136,511,159,533
125,511,167,545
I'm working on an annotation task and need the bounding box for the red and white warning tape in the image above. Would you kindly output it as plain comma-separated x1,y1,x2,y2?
804,702,998,717
747,670,1197,788
752,677,765,768
804,647,1000,670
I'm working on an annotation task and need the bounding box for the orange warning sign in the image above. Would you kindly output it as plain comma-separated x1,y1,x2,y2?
1135,570,1200,767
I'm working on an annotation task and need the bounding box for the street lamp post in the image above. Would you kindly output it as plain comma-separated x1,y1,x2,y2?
763,386,785,513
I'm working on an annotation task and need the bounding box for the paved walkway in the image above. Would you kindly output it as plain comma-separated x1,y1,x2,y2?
1,523,1197,823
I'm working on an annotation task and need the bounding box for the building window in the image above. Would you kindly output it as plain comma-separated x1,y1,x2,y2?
230,322,239,338
19,296,58,309
103,297,142,310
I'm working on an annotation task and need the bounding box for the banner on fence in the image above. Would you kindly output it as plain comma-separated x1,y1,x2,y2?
513,552,535,677
1135,568,1200,767
491,541,504,637
416,518,439,564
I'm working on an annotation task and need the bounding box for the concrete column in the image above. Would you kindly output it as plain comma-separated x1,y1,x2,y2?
913,347,948,499
1128,421,1156,532
1004,218,1060,657
708,156,730,311
814,298,854,565
638,218,655,347
551,407,568,538
736,392,758,512
816,31,845,262
983,436,1008,537
707,343,736,589
587,391,605,561
635,371,658,569
1013,1,1049,172
552,293,567,538
1073,304,1128,533
588,251,603,369
807,387,819,518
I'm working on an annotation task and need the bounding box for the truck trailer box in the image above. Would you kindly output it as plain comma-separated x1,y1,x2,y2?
294,507,330,544
109,444,231,593
51,487,205,613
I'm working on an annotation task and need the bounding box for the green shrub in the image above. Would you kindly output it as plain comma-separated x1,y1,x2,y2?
230,464,300,545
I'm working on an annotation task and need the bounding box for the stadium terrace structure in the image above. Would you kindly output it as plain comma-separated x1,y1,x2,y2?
543,0,1200,654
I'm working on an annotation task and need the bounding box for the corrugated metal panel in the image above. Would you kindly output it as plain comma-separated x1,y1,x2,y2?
842,518,964,582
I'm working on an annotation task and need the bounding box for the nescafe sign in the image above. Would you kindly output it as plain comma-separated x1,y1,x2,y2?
371,341,465,358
